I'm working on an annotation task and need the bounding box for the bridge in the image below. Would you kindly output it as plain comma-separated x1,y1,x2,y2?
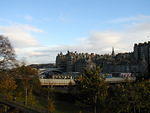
0,95,47,113
40,78,75,86
105,77,136,83
39,77,136,86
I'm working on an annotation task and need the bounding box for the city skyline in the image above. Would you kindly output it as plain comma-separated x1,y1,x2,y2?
0,0,150,64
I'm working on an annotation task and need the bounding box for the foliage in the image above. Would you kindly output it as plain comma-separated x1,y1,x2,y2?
27,88,38,105
0,36,44,112
0,65,41,106
0,75,17,100
13,65,40,106
14,65,38,77
107,81,150,113
76,67,150,113
48,98,55,113
76,67,108,113
13,65,40,92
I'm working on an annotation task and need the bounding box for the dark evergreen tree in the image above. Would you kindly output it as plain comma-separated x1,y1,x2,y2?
76,67,108,113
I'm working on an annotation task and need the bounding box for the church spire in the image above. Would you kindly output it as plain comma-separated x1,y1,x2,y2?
111,47,115,56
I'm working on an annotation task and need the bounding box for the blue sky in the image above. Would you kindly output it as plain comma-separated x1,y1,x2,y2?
0,0,150,64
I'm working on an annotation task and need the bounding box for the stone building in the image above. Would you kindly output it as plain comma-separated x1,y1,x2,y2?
56,51,96,72
56,42,150,74
133,42,150,73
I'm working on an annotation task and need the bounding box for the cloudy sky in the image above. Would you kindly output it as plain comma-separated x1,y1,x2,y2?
0,0,150,64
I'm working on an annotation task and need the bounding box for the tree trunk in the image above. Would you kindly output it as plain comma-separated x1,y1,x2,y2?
94,95,97,113
48,84,50,100
134,105,136,113
94,105,96,113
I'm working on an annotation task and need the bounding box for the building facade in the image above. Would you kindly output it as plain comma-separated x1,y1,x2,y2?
56,42,150,74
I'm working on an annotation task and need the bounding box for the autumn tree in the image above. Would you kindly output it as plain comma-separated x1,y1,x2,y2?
47,98,55,113
0,75,17,100
14,65,40,105
0,35,18,100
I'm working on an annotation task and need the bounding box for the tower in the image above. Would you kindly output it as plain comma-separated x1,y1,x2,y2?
111,47,115,56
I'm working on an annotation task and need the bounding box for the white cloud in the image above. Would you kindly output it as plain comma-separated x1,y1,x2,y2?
88,31,121,47
16,24,43,32
0,24,43,48
1,15,150,64
32,21,150,64
0,23,45,64
82,22,150,53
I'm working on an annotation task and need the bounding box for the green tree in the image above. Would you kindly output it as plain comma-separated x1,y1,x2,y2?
77,67,108,113
108,80,150,113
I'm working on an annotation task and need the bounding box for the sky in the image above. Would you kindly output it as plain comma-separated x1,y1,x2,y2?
0,0,150,64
